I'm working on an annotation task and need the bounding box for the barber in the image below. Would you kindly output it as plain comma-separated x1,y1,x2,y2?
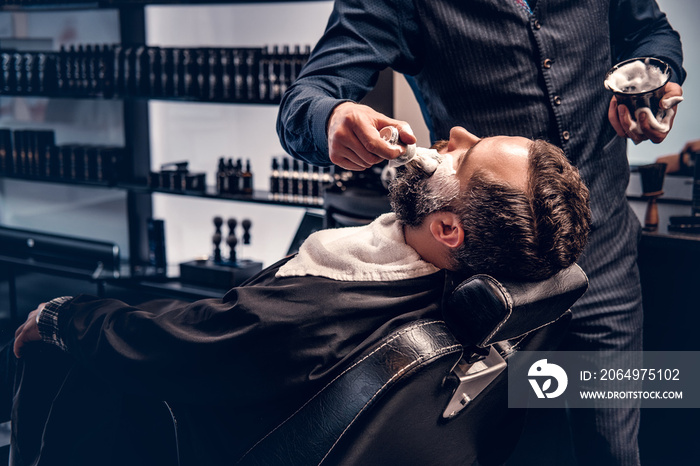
276,1,685,465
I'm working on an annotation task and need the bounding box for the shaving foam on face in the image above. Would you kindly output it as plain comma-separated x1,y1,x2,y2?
389,145,442,174
379,126,443,175
426,153,459,201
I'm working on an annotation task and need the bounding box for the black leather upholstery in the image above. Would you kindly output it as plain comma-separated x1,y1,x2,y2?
237,264,588,466
444,264,588,348
236,320,462,465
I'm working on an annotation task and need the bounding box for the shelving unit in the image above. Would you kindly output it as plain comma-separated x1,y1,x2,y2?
0,0,392,312
0,1,334,275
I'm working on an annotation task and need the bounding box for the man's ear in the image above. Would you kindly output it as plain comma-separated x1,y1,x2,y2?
428,212,464,249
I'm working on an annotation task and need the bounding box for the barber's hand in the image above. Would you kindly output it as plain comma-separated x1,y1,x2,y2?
656,140,700,174
608,82,683,144
14,304,45,358
327,102,417,170
681,140,700,157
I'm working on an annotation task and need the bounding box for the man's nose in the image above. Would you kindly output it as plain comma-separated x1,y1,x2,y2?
447,127,480,152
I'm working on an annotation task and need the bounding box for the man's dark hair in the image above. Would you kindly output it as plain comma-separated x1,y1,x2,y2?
390,139,591,281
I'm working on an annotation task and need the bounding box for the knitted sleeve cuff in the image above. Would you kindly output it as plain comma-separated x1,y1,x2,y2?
37,296,73,352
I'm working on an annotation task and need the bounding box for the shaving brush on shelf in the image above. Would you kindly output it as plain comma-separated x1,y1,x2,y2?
637,162,667,231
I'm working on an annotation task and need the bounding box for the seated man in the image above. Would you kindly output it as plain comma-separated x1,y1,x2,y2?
8,127,590,466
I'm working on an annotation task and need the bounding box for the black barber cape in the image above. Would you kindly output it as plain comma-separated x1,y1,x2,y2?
25,256,445,465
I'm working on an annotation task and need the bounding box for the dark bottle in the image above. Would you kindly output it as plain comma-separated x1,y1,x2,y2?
182,49,194,97
311,164,321,205
232,158,244,194
216,157,227,194
71,45,81,93
281,157,291,202
301,162,311,204
13,53,24,95
246,48,259,102
1,52,13,94
62,45,73,93
113,45,124,96
173,48,184,96
268,45,280,102
195,48,208,99
95,45,106,96
209,48,222,101
133,45,147,96
24,52,36,95
291,158,300,203
150,46,163,97
232,49,244,101
0,129,12,175
122,46,133,97
258,46,269,102
280,45,291,96
220,49,231,101
226,158,238,194
290,45,302,83
241,158,253,195
161,48,173,97
85,45,96,94
78,46,86,93
269,157,280,200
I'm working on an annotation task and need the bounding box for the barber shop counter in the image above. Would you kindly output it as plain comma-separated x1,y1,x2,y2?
627,192,699,352
627,177,699,466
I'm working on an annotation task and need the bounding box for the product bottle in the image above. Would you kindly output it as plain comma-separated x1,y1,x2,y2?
258,46,269,102
281,157,291,202
216,157,227,194
311,164,320,205
242,158,253,195
301,162,311,204
269,157,280,200
226,158,237,194
291,158,300,203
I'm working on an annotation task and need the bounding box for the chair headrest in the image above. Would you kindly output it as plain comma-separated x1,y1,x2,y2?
443,264,588,348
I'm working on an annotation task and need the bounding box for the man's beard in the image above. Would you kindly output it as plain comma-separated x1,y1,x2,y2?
388,153,460,228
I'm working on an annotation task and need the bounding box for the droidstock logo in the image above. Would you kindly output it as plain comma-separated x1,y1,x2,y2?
528,359,568,399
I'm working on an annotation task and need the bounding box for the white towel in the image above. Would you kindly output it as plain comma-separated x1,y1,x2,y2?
276,213,439,281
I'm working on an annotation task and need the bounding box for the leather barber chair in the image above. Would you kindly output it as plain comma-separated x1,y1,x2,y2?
236,263,588,466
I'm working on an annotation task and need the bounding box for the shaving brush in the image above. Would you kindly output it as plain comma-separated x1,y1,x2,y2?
638,162,667,231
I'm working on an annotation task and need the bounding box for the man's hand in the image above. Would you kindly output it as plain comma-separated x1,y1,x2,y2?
657,139,700,174
14,304,45,358
681,140,700,157
327,102,417,170
608,82,683,144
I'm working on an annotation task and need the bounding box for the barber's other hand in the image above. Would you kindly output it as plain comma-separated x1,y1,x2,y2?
608,82,683,144
327,102,417,170
14,304,44,358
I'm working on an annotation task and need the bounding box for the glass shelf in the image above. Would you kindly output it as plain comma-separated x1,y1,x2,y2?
2,1,328,11
0,174,324,209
